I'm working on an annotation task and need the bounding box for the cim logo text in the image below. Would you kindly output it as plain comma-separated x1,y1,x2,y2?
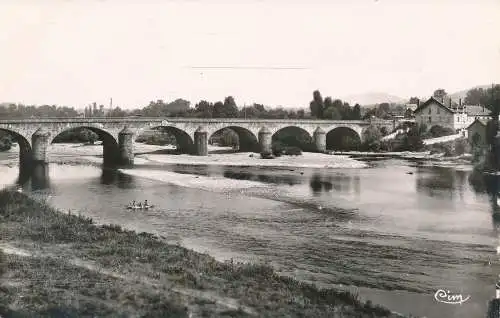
434,289,470,305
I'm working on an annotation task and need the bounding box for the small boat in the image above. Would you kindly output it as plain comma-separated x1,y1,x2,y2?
126,205,154,210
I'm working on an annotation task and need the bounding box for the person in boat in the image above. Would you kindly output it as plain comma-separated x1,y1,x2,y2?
131,200,136,207
144,200,149,208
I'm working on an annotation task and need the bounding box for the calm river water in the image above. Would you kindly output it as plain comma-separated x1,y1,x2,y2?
1,154,500,318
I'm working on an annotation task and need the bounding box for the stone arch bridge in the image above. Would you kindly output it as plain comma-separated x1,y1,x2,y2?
0,117,395,166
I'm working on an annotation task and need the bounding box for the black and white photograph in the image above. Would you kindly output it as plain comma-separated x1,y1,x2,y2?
0,1,500,317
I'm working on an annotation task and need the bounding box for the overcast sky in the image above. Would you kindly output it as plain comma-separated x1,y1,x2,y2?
0,0,499,109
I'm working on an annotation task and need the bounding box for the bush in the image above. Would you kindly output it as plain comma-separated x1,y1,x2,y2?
379,126,389,136
284,146,302,156
272,142,285,157
136,133,176,146
427,142,453,156
271,142,302,156
425,138,469,157
361,125,382,151
428,125,455,138
454,138,469,156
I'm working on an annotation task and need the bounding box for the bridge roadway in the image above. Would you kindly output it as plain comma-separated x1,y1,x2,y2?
0,117,395,166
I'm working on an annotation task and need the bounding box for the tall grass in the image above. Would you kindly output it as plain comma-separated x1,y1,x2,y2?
0,190,407,317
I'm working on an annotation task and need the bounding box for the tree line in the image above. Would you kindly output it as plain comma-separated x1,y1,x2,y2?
0,91,365,120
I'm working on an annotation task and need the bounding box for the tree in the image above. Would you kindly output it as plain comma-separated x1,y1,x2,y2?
79,129,99,144
464,87,485,105
409,97,420,104
324,97,333,110
399,124,425,151
323,106,342,119
465,84,500,116
433,89,447,101
379,103,390,114
213,101,225,118
0,132,12,151
351,104,362,120
222,96,239,118
194,100,214,118
220,129,239,148
309,90,324,119
106,107,128,117
361,125,382,151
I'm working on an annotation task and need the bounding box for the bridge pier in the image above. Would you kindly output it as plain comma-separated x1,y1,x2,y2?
194,126,208,156
259,127,272,158
32,128,50,164
118,127,134,166
313,127,326,153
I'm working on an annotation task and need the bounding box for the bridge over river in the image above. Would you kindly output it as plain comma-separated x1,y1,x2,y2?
0,117,395,167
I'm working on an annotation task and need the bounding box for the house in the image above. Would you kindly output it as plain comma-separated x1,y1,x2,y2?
413,96,493,131
466,118,488,150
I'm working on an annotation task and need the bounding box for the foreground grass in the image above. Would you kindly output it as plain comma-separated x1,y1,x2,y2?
0,190,408,317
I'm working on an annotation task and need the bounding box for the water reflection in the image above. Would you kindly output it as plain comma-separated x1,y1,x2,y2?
16,163,51,191
467,168,500,235
222,170,301,186
12,164,136,192
309,173,360,196
31,163,50,190
415,167,467,199
100,168,136,188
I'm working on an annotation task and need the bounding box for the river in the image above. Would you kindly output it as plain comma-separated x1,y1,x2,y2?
1,153,499,318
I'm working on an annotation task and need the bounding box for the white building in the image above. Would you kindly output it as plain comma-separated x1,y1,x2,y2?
413,96,492,131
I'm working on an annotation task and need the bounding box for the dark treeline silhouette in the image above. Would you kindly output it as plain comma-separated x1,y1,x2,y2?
0,90,365,120
309,90,362,120
0,104,79,118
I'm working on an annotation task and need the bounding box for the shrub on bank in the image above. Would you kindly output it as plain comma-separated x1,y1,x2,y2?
427,125,455,138
425,138,470,157
272,142,303,157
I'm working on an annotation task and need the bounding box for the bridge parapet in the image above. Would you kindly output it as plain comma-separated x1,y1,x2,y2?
0,117,396,165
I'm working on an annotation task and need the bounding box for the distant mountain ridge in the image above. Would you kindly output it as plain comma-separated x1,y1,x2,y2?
339,84,497,107
339,92,406,107
448,84,497,102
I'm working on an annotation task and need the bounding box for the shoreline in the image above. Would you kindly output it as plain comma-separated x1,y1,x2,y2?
0,190,408,317
0,143,473,171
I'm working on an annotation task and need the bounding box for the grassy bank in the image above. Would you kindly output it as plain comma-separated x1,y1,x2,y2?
0,190,409,317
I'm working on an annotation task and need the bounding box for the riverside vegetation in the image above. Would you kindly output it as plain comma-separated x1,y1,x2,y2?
0,190,410,317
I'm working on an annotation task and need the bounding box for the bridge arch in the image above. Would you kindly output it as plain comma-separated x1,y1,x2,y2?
49,126,119,166
271,126,315,152
207,126,259,153
325,126,362,150
0,128,33,168
143,125,194,154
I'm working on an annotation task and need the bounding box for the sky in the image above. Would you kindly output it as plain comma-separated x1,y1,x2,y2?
0,0,499,109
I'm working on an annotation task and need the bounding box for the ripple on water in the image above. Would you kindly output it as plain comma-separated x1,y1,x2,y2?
2,159,499,318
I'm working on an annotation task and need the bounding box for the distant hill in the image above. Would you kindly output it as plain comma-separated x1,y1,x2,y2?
449,84,497,102
339,92,406,107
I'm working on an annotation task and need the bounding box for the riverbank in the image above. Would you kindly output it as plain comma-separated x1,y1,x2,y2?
0,143,369,169
0,190,409,317
138,151,367,169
